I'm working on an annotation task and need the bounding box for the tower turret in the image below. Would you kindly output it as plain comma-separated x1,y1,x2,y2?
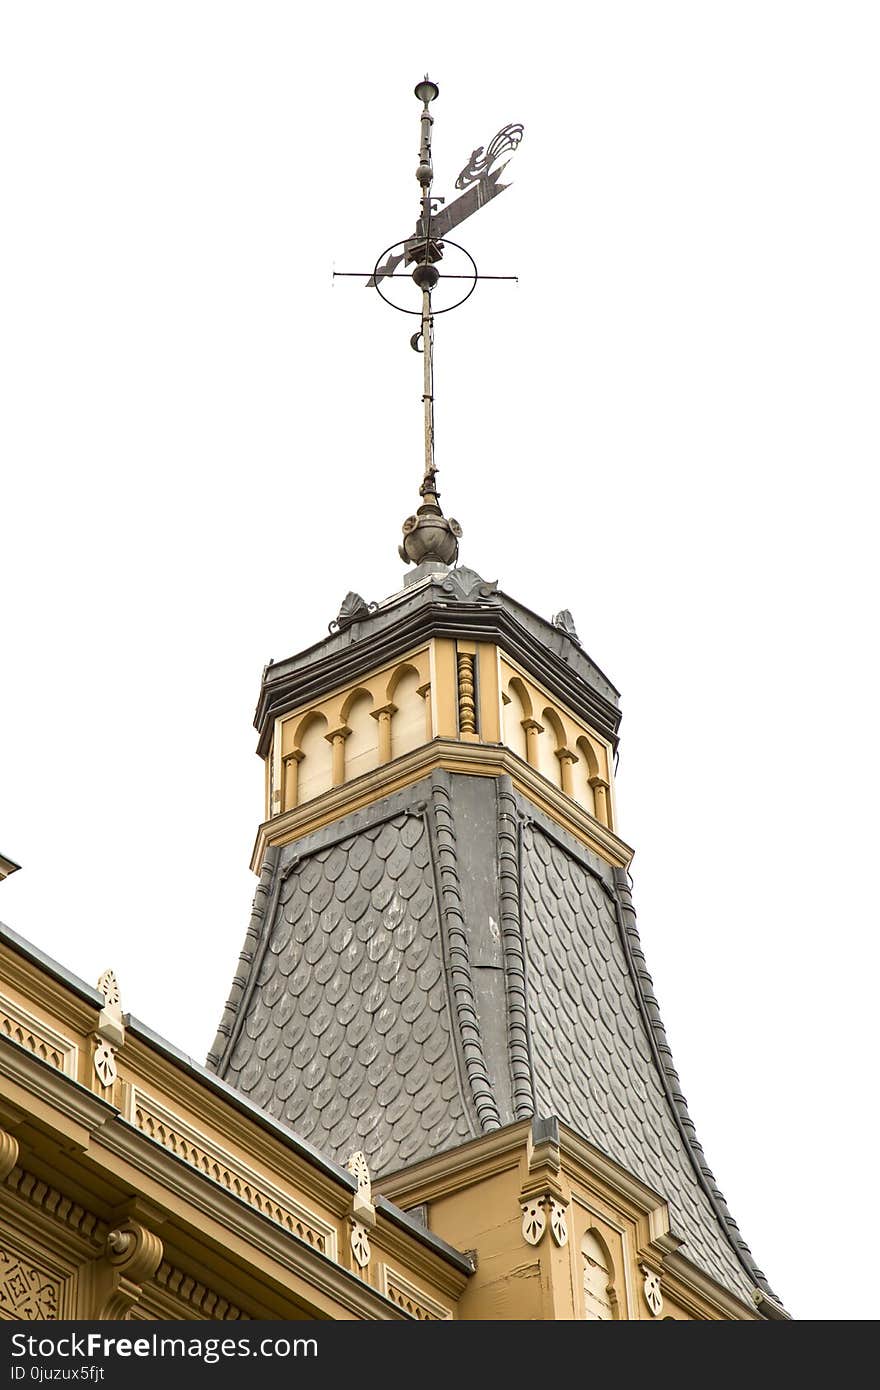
208,80,784,1320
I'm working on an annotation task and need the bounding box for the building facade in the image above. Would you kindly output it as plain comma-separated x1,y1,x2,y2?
0,558,787,1321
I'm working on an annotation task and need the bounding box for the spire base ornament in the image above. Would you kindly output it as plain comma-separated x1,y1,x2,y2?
399,488,462,567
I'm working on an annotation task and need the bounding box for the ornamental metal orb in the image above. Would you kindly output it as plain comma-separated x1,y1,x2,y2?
372,239,478,316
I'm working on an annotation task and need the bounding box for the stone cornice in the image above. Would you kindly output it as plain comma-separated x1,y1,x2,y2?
255,599,621,757
556,1123,671,1225
97,1117,407,1321
0,936,104,1038
4,1164,109,1251
0,973,474,1297
120,1029,360,1220
251,741,634,873
661,1250,766,1322
377,1120,533,1205
0,1033,117,1145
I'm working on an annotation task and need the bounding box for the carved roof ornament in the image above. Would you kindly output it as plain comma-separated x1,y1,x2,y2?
332,79,523,570
346,1150,376,1236
329,592,377,635
95,967,125,1063
440,566,499,601
97,969,120,1007
345,1151,372,1203
552,609,581,645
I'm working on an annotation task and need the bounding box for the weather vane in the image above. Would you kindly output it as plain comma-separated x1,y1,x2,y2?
334,77,523,568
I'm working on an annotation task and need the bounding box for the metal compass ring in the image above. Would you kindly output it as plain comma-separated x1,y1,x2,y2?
371,239,478,315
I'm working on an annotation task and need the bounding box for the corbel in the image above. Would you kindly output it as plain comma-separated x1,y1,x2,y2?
89,1219,164,1319
345,1151,375,1271
92,969,124,1094
0,1124,21,1182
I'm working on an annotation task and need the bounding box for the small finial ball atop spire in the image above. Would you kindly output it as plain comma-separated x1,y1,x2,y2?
414,77,439,105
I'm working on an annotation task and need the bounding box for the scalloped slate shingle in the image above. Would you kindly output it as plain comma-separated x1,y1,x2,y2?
521,823,755,1302
221,811,474,1174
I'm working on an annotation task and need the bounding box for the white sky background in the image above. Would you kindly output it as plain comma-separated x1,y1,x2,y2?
1,2,878,1321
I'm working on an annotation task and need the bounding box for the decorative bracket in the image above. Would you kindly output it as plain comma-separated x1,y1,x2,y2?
346,1151,375,1270
0,1126,20,1183
521,1197,546,1246
548,1198,568,1247
640,1262,664,1317
350,1221,371,1270
520,1194,569,1248
92,1220,163,1320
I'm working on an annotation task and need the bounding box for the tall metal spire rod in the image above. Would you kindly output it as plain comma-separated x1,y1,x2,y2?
333,78,524,570
413,77,441,508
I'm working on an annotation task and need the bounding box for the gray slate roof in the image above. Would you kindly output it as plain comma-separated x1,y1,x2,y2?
218,807,473,1168
523,823,759,1301
210,768,780,1310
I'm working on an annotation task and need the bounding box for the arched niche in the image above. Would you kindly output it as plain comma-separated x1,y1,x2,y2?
342,688,378,782
389,664,427,761
581,1229,617,1321
295,710,332,805
502,677,530,762
536,706,565,788
571,735,598,817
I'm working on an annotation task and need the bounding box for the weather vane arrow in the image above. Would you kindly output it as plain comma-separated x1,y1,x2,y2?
367,117,524,287
333,77,523,568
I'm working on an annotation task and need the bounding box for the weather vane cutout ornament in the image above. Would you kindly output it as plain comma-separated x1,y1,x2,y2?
334,78,523,569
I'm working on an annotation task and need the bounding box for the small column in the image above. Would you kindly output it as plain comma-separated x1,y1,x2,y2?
589,776,611,828
555,747,578,796
370,704,397,764
457,650,477,736
326,726,351,788
417,682,433,741
521,718,544,769
282,749,305,812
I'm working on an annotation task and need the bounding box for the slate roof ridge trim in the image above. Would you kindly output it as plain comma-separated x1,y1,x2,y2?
610,867,782,1307
208,846,281,1073
427,770,502,1135
522,808,618,903
496,779,536,1120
